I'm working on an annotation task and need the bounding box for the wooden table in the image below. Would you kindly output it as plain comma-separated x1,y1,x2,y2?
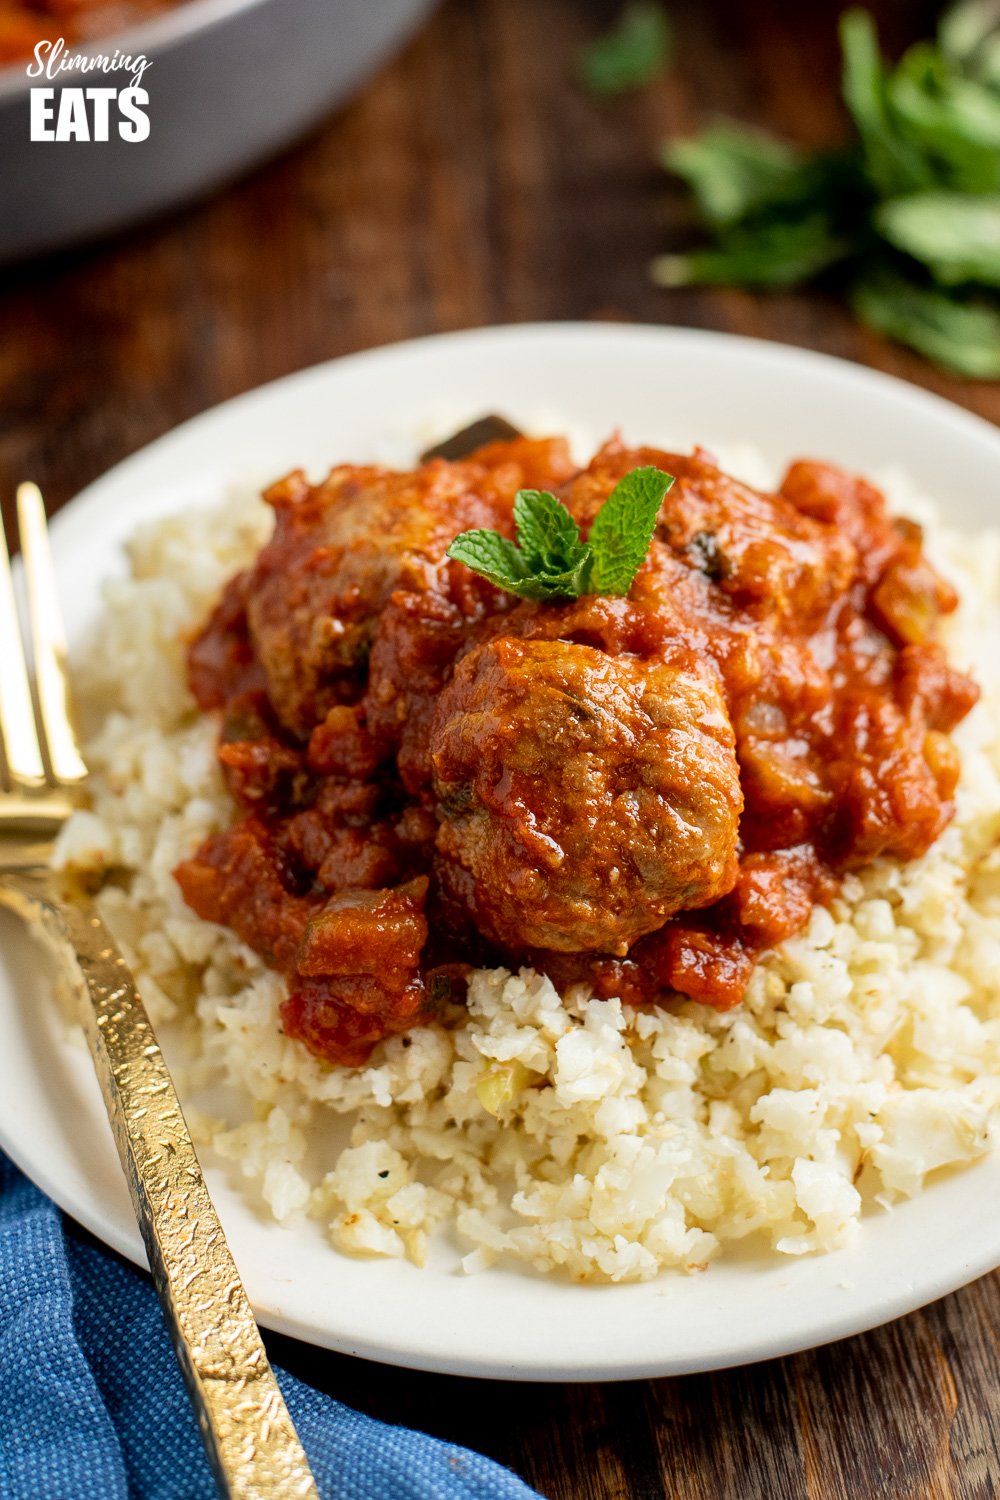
2,0,999,1495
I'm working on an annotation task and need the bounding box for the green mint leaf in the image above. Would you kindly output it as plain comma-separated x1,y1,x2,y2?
841,11,887,125
577,1,673,97
511,555,595,602
651,215,852,290
887,45,1000,194
852,264,1000,377
938,0,1000,72
447,521,593,602
655,1,1000,377
979,33,1000,89
876,192,1000,285
663,125,810,231
446,530,533,591
513,489,588,572
448,469,668,601
841,10,934,195
586,466,674,596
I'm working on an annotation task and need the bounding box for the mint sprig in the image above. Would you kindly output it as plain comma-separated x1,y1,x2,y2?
447,465,674,602
512,489,589,573
576,1,674,98
655,3,1000,377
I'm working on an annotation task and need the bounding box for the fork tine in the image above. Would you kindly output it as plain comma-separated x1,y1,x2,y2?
0,501,46,789
17,484,87,786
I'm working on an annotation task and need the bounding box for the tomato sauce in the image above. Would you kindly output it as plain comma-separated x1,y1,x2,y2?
174,437,978,1065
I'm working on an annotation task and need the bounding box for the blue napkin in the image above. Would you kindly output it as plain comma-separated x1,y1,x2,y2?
0,1156,540,1500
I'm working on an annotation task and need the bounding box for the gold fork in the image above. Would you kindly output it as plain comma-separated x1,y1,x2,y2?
0,485,318,1500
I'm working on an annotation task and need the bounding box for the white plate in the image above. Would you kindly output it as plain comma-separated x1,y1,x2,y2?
2,323,1000,1382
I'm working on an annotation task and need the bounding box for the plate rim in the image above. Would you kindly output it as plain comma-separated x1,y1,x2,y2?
57,322,1000,510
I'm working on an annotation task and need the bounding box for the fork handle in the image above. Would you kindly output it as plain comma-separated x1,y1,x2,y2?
0,868,318,1500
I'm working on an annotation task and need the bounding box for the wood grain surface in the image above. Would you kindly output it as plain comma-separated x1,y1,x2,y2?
2,1,999,1496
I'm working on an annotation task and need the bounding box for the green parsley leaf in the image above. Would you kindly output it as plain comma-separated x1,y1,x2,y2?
851,264,1000,377
586,466,674,595
447,466,674,602
577,1,673,97
876,192,1000,285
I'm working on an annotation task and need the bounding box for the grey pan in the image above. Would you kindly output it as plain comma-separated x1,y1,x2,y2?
0,0,437,265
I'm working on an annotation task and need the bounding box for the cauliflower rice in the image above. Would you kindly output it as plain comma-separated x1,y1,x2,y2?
56,459,1000,1283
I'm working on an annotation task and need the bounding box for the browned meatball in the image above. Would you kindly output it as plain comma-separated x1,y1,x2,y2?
244,463,504,736
429,636,743,955
564,442,856,629
244,438,575,738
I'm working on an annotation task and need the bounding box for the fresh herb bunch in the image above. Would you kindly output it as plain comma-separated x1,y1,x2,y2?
447,466,674,601
577,0,673,97
654,2,1000,377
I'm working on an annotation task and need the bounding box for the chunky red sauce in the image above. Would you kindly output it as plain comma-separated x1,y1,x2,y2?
175,437,979,1065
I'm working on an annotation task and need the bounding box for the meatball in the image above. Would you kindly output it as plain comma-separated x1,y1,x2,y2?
244,463,504,736
564,442,856,629
245,438,574,738
429,636,743,955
